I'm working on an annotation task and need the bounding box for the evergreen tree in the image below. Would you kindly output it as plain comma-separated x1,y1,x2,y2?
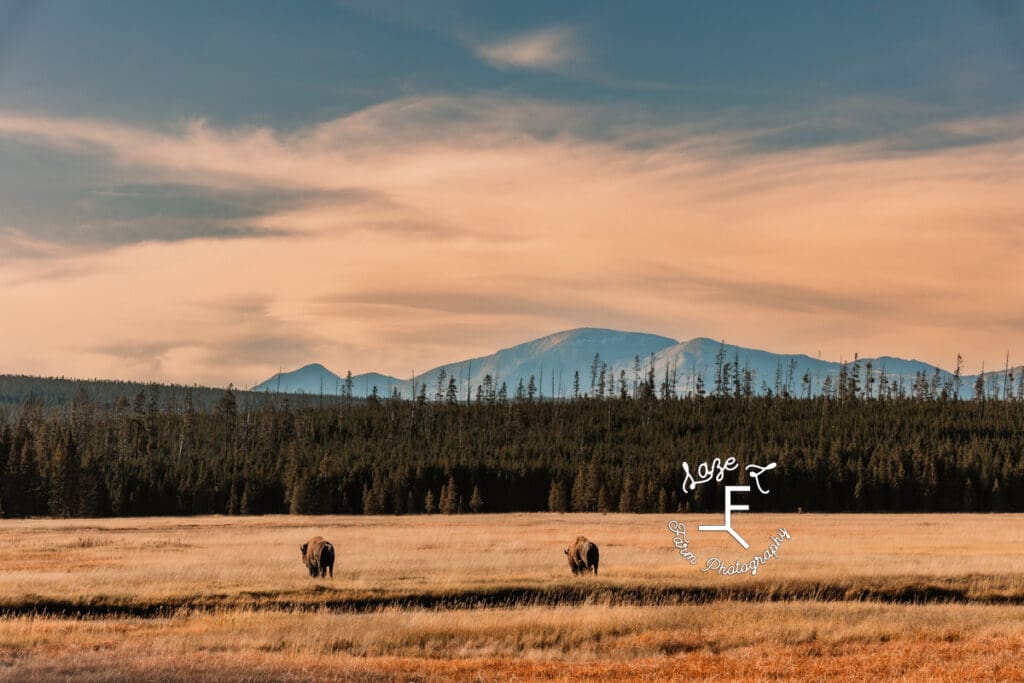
548,479,567,512
439,475,458,514
714,341,727,397
618,473,634,513
435,369,448,402
469,485,484,513
48,431,80,518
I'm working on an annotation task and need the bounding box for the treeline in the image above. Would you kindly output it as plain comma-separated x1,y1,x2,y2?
0,374,316,411
1,388,1022,518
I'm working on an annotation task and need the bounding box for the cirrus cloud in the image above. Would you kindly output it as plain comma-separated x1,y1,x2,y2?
0,97,1022,385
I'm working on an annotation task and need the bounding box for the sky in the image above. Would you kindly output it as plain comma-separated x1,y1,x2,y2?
1,1,1023,387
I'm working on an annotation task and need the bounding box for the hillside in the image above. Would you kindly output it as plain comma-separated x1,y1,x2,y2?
253,328,1022,400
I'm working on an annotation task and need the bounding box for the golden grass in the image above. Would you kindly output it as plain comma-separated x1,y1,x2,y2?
1,513,1022,605
2,604,1023,681
0,513,1022,680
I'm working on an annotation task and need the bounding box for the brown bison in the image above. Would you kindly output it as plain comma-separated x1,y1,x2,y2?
564,535,599,575
300,536,335,578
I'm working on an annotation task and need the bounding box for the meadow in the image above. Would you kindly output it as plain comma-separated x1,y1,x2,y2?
1,513,1023,681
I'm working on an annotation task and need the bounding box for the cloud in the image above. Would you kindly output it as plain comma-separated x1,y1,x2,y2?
474,25,581,71
83,294,343,387
1,97,1023,383
0,226,66,260
0,183,297,254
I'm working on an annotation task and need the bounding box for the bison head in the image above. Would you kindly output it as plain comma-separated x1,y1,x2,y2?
300,542,308,558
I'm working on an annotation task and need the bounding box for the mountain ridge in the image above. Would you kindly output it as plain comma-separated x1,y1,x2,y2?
252,327,1022,400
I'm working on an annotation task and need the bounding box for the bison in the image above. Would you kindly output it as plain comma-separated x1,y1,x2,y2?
300,536,335,578
564,535,599,575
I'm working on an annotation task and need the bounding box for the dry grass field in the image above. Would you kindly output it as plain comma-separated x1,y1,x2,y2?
1,513,1023,681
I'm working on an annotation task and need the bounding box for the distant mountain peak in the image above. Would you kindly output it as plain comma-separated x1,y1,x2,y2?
253,327,1002,400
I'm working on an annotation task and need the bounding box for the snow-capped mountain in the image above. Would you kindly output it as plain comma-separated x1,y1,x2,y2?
252,328,1019,400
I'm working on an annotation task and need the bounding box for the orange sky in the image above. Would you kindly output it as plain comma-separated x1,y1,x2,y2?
1,99,1022,387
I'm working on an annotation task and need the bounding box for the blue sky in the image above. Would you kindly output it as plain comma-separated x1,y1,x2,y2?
4,2,1021,130
1,1,1022,385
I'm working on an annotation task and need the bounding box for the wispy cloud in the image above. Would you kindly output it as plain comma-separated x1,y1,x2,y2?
1,97,1022,383
474,25,581,72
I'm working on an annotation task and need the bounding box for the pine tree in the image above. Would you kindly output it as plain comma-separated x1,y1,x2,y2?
469,485,484,513
424,489,436,514
657,488,669,513
435,369,448,402
439,475,458,514
570,466,588,511
618,473,634,513
714,341,727,397
48,432,80,518
548,479,567,512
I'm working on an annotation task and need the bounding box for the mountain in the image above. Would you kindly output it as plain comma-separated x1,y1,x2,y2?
640,340,969,398
251,363,402,396
253,328,1022,400
409,327,678,399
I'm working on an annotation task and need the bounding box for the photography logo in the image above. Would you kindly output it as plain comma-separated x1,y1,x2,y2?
668,457,791,577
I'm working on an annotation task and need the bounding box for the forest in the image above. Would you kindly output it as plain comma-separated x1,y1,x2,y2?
1,374,1021,519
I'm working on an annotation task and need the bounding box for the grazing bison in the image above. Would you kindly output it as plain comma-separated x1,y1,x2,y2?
564,535,599,575
300,536,335,578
